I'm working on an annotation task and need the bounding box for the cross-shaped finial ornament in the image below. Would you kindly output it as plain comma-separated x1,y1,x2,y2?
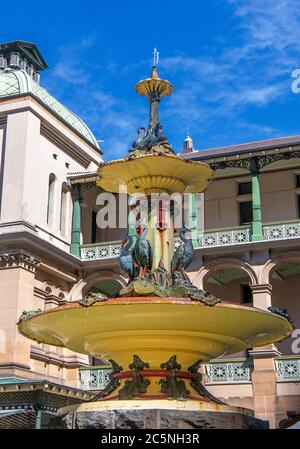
153,48,159,67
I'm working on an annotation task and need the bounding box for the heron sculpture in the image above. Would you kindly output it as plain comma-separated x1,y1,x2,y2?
119,234,135,281
171,226,194,275
133,226,153,278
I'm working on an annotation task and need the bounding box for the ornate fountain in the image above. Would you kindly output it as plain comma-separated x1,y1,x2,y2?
18,53,293,429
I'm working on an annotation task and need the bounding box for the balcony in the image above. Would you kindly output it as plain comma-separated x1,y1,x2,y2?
80,220,300,261
79,357,300,390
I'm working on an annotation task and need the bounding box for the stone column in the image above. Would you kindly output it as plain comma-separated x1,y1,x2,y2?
70,185,81,257
0,251,40,375
251,158,264,241
249,281,281,428
249,346,281,429
250,283,272,310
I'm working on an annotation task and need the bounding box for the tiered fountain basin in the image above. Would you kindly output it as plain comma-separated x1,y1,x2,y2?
19,297,292,428
18,297,292,370
97,153,214,194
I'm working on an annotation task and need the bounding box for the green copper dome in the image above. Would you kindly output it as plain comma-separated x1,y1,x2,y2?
0,68,100,150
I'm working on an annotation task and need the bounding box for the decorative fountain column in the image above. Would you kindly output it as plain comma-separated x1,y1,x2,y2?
17,55,294,429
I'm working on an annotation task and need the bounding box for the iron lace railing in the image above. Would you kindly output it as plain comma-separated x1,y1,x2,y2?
275,356,300,382
80,220,300,260
79,366,113,390
205,358,253,384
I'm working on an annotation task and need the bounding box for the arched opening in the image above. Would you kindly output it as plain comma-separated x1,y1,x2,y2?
60,182,72,236
82,278,123,298
47,173,57,226
201,260,256,305
269,258,300,355
199,261,255,359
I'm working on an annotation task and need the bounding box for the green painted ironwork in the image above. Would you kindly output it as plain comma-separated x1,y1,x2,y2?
250,159,263,241
187,193,198,246
70,186,81,257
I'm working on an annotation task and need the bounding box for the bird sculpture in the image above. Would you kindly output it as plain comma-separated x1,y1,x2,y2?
131,127,147,150
130,122,174,155
119,234,135,281
171,227,194,275
133,226,153,278
268,307,293,324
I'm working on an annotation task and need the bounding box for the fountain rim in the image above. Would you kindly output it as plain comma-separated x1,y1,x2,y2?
17,297,293,347
18,296,291,318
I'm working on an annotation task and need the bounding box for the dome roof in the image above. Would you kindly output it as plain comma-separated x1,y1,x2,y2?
0,68,100,150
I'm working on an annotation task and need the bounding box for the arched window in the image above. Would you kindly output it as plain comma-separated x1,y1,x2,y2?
47,173,57,226
60,182,72,236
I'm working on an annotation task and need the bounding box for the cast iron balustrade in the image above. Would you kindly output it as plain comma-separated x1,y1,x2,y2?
79,366,113,390
79,220,300,261
78,356,300,389
205,359,253,384
197,226,251,248
80,241,121,261
275,356,300,382
80,236,182,260
263,220,300,241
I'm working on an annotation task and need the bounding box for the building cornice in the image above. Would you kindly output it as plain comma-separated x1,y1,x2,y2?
0,96,102,165
183,134,300,160
40,120,100,168
30,346,87,369
0,230,81,274
0,362,31,372
207,149,300,172
0,380,93,402
0,250,40,273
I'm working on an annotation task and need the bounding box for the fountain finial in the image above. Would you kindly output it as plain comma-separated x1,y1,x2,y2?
153,48,159,67
130,50,174,156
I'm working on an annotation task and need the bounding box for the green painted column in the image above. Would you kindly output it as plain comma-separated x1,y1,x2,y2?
251,159,264,241
35,409,42,429
128,195,138,238
187,193,198,246
70,185,81,257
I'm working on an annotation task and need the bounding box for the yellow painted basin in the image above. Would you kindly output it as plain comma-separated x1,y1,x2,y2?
18,298,293,370
97,154,214,194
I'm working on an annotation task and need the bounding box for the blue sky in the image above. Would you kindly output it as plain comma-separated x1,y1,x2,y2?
2,0,300,160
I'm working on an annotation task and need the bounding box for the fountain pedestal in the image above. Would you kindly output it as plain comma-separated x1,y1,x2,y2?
52,401,268,429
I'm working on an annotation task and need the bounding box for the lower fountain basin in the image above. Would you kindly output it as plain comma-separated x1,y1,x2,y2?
18,297,292,369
